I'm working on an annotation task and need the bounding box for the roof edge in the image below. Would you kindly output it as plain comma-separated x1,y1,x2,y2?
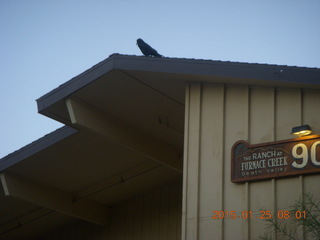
36,54,116,113
0,126,77,171
36,53,320,115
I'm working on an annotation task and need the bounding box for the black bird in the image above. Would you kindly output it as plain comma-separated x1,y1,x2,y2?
136,38,163,57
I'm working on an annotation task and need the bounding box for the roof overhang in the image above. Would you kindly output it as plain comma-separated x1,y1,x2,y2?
1,54,319,239
37,54,320,127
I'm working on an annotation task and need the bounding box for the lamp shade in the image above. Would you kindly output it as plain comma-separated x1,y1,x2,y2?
291,125,312,137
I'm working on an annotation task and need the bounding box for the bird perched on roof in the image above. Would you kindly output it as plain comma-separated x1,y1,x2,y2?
136,38,163,57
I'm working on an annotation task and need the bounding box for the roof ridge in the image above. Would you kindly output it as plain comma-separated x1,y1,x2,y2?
109,53,320,70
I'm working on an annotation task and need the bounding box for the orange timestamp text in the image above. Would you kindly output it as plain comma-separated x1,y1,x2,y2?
211,210,307,220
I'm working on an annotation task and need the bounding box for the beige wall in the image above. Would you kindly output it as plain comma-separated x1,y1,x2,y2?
37,180,182,240
182,83,320,240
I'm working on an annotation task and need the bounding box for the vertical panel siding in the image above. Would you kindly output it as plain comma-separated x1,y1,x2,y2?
181,84,190,240
275,88,302,140
38,180,182,240
183,84,202,240
301,90,320,239
275,88,303,239
183,83,320,240
249,87,275,239
223,85,249,240
108,180,182,240
198,84,224,240
303,90,320,196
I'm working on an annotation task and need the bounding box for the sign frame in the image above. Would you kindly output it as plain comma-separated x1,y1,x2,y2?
231,135,320,183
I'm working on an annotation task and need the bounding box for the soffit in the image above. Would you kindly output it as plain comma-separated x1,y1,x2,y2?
37,54,320,140
0,184,75,240
0,126,180,239
4,129,179,198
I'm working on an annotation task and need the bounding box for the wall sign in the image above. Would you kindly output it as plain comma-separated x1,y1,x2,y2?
231,135,320,183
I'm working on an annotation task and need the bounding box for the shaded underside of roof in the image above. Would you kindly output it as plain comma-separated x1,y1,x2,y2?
37,53,320,116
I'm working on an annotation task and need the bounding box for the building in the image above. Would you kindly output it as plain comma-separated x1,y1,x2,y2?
1,54,320,239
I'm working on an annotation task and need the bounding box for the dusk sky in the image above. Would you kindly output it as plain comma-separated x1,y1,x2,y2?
1,0,320,158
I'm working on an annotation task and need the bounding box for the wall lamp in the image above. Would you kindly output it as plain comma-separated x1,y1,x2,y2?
291,125,312,137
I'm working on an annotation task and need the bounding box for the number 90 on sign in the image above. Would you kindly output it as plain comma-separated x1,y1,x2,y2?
292,141,320,168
